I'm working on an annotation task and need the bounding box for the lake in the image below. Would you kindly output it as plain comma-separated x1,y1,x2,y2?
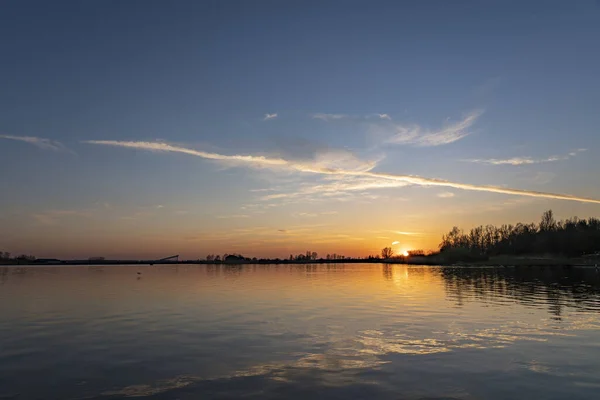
1,264,599,400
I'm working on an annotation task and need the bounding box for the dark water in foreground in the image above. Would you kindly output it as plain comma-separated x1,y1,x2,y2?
1,265,600,400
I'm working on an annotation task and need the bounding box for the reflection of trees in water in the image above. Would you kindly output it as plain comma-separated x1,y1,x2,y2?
205,263,344,278
382,265,430,283
439,267,600,316
382,266,393,281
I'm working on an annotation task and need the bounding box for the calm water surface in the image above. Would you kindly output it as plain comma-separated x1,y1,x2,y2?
1,264,600,399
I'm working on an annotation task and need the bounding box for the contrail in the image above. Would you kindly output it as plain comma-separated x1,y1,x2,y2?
358,171,600,204
83,140,288,166
85,140,600,205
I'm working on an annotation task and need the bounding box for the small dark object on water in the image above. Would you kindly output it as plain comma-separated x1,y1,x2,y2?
137,271,141,275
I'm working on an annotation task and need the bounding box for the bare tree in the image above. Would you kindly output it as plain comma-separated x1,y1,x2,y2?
381,247,394,259
539,209,557,232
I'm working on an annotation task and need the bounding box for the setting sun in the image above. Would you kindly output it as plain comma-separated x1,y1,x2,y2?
402,250,409,257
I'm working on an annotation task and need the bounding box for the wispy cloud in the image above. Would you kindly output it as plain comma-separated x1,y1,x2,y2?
313,113,391,121
292,212,318,218
483,197,537,213
264,113,278,121
119,204,169,221
437,192,455,198
0,134,68,151
463,149,587,166
375,110,482,147
393,231,423,236
85,139,600,205
473,76,502,97
391,241,400,245
216,214,250,219
292,211,338,218
519,171,556,186
261,176,410,201
249,188,278,192
312,113,348,121
32,210,89,225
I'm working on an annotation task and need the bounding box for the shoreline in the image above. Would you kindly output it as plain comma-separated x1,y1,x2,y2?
1,257,598,268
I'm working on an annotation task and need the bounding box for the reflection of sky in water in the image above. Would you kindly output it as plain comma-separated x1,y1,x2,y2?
1,265,600,399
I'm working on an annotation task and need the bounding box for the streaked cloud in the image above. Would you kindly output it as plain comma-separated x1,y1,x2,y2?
85,140,379,174
473,76,502,97
437,192,455,198
249,188,278,192
292,212,318,218
483,197,537,213
85,139,600,204
216,214,250,219
312,113,392,121
394,231,423,236
518,171,556,186
310,149,381,172
260,176,410,202
391,241,400,245
263,113,278,121
32,210,89,225
83,140,289,168
375,110,482,147
463,149,587,166
312,113,348,121
118,204,170,221
0,134,68,151
292,211,339,218
354,170,600,204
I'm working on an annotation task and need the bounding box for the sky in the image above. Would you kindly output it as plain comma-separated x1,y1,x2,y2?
1,0,600,259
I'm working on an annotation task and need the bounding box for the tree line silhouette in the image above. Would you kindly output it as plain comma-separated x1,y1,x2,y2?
0,252,35,264
439,210,600,257
203,251,349,263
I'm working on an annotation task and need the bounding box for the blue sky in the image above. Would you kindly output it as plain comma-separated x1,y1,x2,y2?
1,1,600,259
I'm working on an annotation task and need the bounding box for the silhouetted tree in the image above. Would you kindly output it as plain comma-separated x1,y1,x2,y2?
539,209,557,232
381,247,394,259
